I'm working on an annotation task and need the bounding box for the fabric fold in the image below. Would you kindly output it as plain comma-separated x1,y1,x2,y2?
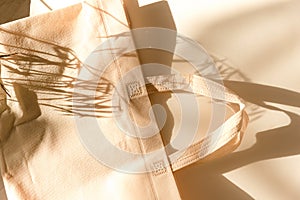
0,1,248,199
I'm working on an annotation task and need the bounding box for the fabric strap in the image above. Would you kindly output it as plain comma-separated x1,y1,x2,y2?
142,74,248,171
0,1,248,199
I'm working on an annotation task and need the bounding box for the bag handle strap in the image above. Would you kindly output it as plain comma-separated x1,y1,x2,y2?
134,74,248,171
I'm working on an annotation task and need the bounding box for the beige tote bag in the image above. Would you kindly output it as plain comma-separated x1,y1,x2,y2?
0,0,248,199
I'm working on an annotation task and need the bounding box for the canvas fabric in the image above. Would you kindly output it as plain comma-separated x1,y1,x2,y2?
0,1,248,199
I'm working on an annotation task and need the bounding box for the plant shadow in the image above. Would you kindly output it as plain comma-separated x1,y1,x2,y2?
174,79,300,199
2,1,300,199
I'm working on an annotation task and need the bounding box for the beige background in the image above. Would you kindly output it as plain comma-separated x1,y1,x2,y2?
1,0,300,199
168,0,300,199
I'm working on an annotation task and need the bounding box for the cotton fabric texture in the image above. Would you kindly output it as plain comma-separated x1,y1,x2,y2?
0,1,248,199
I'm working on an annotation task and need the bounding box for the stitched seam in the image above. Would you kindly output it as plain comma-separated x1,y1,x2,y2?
171,117,243,170
96,1,158,198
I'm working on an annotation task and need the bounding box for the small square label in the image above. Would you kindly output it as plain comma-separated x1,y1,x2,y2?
153,160,167,176
127,81,143,98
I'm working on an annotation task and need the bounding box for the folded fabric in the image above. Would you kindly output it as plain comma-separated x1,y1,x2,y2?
0,1,248,199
